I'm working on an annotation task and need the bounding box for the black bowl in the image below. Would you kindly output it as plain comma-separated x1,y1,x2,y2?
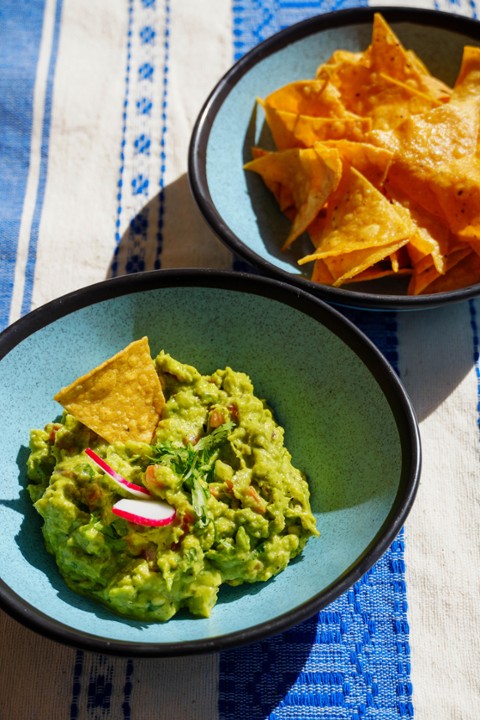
189,7,480,311
0,269,420,655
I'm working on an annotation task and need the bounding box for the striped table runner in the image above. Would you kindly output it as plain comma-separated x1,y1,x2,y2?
0,1,479,718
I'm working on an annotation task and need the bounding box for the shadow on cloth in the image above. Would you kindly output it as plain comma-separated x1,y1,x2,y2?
219,616,318,719
108,173,233,278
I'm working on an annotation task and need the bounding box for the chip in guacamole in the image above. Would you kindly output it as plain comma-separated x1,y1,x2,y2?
27,342,319,622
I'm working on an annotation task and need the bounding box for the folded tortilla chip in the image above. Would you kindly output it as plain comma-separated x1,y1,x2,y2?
299,165,412,264
245,143,343,249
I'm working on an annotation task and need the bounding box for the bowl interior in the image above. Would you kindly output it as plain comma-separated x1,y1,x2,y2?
0,275,416,652
198,10,480,309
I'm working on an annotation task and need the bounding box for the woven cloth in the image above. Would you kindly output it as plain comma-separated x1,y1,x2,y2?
0,1,479,719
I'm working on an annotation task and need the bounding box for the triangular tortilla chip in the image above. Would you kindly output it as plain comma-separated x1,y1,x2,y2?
322,238,410,287
322,140,393,188
452,46,480,99
263,78,347,117
409,246,473,295
54,337,165,444
369,13,452,103
245,144,343,249
298,165,412,264
372,92,480,229
262,105,371,150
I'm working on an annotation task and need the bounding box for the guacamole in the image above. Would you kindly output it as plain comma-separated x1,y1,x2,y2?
27,351,318,622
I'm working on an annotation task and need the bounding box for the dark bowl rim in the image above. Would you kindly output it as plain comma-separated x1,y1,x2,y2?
0,268,421,656
188,6,480,312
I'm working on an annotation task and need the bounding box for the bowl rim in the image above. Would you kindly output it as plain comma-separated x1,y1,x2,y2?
188,6,480,312
0,268,421,656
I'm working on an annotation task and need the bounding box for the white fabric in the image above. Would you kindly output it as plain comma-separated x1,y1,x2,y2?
399,305,480,719
1,1,479,718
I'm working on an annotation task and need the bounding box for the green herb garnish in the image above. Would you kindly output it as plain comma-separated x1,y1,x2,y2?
150,421,235,527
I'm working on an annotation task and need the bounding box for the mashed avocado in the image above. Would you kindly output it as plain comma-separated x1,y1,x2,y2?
27,352,318,622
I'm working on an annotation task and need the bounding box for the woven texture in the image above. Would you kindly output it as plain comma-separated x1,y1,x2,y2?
1,2,479,719
221,5,410,712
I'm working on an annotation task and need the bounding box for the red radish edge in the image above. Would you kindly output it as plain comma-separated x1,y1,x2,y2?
85,448,151,498
112,498,176,527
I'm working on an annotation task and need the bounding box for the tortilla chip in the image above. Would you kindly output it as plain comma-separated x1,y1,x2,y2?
54,337,165,445
415,248,480,294
390,194,450,274
319,59,440,129
369,13,452,103
248,14,480,295
245,143,343,249
372,91,480,226
453,46,480,98
317,54,372,116
317,15,450,124
311,257,335,284
299,165,412,265
322,140,393,188
262,105,371,150
249,148,296,211
408,246,473,295
343,264,411,284
263,79,347,117
322,238,410,287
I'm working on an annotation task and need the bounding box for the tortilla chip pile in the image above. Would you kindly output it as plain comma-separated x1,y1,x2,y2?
245,14,480,294
54,337,165,444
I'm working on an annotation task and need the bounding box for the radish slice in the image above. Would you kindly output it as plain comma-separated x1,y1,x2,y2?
85,448,151,498
112,498,176,527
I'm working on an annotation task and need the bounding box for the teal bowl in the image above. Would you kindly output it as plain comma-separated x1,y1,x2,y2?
189,7,480,311
0,270,420,655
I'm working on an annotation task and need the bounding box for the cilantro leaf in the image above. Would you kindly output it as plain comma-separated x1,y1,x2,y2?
150,421,234,526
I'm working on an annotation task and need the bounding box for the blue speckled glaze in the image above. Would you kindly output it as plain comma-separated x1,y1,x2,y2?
0,271,420,654
190,9,480,310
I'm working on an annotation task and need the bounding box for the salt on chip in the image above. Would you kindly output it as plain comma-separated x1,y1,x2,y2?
318,54,440,129
317,50,372,111
54,337,165,445
366,73,441,130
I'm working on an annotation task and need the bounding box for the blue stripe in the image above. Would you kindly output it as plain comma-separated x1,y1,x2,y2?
154,0,171,270
0,0,46,330
231,0,367,60
87,656,114,714
122,659,134,720
111,0,171,276
69,649,84,720
20,0,64,316
111,0,135,276
221,3,412,718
